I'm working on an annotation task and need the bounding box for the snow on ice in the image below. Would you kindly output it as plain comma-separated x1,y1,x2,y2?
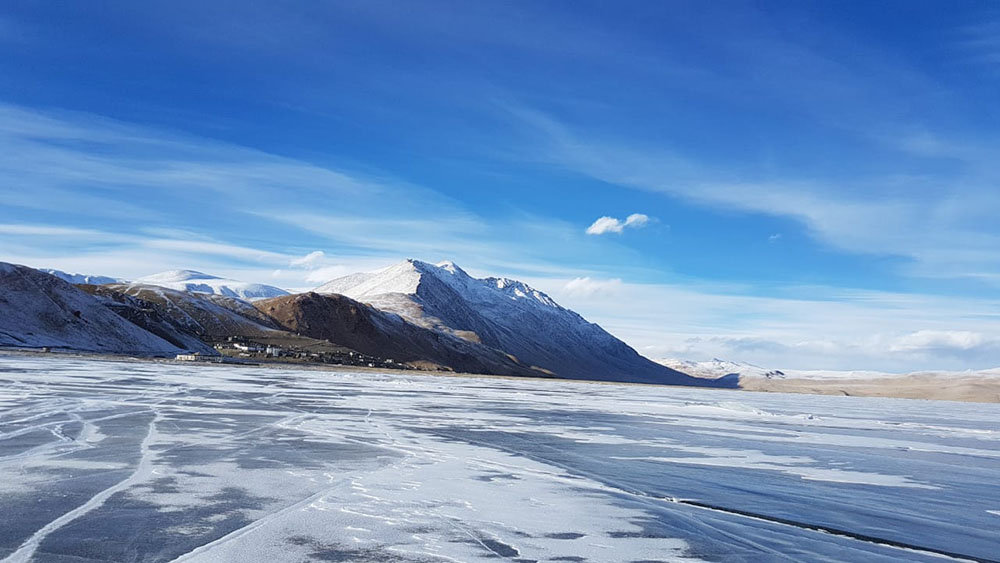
1,354,998,562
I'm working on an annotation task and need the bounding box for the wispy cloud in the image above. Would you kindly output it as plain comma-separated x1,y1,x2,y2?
141,239,289,262
290,250,326,268
0,224,107,237
956,17,1000,69
561,277,623,298
0,104,616,286
0,103,382,223
3,3,999,374
510,106,1000,285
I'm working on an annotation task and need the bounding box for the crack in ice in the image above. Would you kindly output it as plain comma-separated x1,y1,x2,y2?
2,412,160,563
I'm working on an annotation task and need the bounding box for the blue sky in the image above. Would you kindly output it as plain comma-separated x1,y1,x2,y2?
2,1,999,371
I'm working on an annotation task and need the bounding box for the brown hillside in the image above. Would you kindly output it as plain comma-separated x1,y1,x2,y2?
255,292,545,377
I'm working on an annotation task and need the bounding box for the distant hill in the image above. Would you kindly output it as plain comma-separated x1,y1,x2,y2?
39,268,125,285
134,270,289,301
657,358,787,380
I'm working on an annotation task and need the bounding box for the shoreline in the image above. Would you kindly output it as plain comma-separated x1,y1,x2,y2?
739,374,1000,404
2,347,999,403
0,347,707,389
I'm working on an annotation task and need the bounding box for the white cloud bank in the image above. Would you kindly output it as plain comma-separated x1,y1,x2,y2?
532,275,1000,372
585,213,650,235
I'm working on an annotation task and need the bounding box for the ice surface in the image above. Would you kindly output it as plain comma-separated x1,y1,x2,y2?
1,354,998,562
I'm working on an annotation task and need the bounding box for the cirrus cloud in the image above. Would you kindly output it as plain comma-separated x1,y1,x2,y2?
290,250,326,267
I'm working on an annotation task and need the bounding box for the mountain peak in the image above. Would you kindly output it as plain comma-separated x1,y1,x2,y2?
310,258,718,385
319,259,555,309
317,259,480,298
400,258,469,278
434,260,466,275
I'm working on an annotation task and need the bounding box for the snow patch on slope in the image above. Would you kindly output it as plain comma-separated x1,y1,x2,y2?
136,270,289,301
314,259,709,385
658,358,787,379
39,268,125,285
316,260,562,310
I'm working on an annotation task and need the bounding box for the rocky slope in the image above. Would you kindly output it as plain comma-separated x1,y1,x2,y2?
79,285,218,354
86,284,284,342
316,260,727,386
0,263,182,355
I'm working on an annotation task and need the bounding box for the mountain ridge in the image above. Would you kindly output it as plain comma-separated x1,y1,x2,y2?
40,268,125,285
3,261,733,387
134,270,289,301
315,259,719,386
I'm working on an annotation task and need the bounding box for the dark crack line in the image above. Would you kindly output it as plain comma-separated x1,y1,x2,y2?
671,498,995,563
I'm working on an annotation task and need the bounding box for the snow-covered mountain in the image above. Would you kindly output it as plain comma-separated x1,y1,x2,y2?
657,358,787,379
39,268,125,285
135,270,289,301
316,259,727,386
0,263,183,354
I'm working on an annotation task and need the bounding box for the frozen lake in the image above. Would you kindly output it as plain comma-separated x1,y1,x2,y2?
1,355,998,562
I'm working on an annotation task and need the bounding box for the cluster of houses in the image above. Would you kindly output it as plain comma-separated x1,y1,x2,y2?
175,336,404,370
